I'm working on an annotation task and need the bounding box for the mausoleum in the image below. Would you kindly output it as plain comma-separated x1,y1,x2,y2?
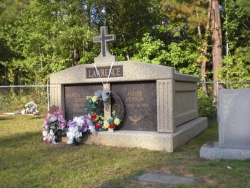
50,26,207,152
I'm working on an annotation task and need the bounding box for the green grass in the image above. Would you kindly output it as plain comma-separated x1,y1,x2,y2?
1,116,250,188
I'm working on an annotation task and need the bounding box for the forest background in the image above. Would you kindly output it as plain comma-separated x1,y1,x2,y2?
0,0,249,98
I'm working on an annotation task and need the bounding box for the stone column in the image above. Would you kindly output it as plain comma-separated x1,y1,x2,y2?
157,80,175,133
103,83,111,119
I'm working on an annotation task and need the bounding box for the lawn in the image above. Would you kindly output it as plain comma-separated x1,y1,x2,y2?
1,115,250,188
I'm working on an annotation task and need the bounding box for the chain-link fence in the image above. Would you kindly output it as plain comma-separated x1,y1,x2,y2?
196,81,250,118
0,85,49,114
217,81,250,91
199,81,250,96
0,82,249,116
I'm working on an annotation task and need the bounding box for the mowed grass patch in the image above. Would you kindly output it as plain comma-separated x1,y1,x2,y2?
0,115,169,187
1,116,250,188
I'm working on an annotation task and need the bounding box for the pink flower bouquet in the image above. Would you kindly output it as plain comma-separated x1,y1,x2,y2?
42,109,67,144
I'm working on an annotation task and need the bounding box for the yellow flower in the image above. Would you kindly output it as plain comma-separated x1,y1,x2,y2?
103,121,110,129
86,96,92,100
114,118,120,125
100,115,104,120
92,96,97,103
95,115,99,121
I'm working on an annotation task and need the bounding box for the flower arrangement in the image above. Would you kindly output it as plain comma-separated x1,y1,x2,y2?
66,115,95,145
84,95,122,132
41,92,123,146
95,110,121,132
21,101,39,115
85,95,104,124
42,108,67,144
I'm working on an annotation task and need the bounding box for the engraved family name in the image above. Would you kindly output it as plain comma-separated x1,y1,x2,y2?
86,65,123,79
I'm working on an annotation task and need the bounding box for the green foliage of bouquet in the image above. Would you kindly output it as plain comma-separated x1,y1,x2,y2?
84,95,122,132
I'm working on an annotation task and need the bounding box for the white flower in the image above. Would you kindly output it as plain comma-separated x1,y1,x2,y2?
42,129,57,144
73,116,84,126
23,101,39,114
49,115,57,122
42,130,48,137
88,124,96,133
108,128,114,132
21,109,25,115
67,126,82,144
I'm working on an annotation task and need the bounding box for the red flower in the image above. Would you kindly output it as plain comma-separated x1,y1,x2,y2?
109,123,116,130
91,113,97,120
95,123,102,129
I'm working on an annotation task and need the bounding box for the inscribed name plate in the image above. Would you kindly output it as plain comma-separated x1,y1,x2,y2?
111,81,157,131
86,65,123,79
64,84,103,120
219,88,250,149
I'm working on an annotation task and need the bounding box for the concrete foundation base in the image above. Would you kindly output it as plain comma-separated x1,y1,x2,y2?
200,141,250,160
75,117,207,153
61,117,207,152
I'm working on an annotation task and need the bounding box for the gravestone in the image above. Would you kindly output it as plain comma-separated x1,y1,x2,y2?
200,88,250,160
50,26,207,152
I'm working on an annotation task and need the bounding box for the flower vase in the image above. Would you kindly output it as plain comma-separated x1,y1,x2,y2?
73,138,80,145
55,135,62,142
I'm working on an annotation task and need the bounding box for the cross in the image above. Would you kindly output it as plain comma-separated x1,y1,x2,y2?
93,26,116,57
93,26,116,119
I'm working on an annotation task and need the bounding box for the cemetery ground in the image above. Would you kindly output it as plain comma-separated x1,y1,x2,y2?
1,116,250,188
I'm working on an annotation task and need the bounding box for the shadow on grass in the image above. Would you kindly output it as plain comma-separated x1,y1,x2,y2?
28,116,44,120
0,118,228,188
0,114,44,121
0,131,154,187
0,116,14,121
0,131,42,148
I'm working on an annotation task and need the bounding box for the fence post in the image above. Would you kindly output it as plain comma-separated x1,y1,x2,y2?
47,81,50,111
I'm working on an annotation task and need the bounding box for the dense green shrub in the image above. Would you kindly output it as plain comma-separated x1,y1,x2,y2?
198,88,217,118
0,87,48,114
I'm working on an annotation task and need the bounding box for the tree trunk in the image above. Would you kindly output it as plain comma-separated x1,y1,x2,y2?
200,0,212,95
197,2,210,95
211,0,222,100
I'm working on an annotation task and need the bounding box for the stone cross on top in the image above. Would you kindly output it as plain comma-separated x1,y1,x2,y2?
93,26,117,64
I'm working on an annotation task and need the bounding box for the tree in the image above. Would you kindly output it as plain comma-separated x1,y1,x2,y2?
0,0,23,24
103,0,161,61
200,0,212,95
1,0,248,90
218,0,250,82
236,0,250,15
0,0,27,85
131,33,168,65
4,0,98,84
2,0,161,84
154,0,210,77
211,0,223,98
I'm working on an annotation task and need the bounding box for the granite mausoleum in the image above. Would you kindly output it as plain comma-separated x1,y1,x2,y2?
50,26,207,152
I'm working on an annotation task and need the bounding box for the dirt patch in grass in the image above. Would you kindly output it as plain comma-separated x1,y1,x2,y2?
202,175,217,185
